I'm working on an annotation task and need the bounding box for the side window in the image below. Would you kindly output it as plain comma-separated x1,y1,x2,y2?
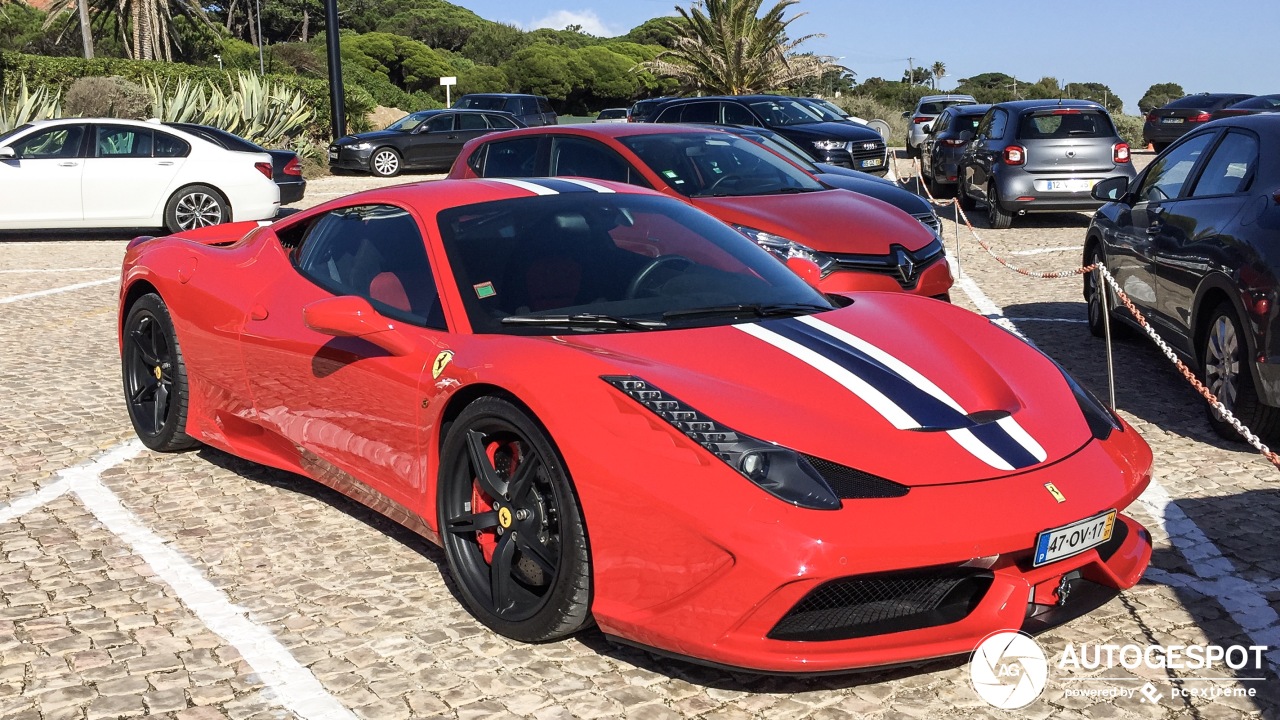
520,98,539,116
474,136,542,177
11,125,85,158
721,103,757,126
988,109,1008,139
680,102,718,124
974,112,993,138
550,137,648,186
294,204,444,329
1190,131,1258,197
486,114,518,130
458,113,487,131
153,131,190,158
425,115,455,133
652,105,683,123
1138,133,1215,202
536,97,553,115
96,126,152,158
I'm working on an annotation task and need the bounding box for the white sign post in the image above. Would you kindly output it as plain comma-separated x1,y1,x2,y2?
440,76,457,107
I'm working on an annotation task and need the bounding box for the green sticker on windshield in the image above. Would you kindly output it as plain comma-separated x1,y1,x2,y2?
662,170,678,178
474,281,496,299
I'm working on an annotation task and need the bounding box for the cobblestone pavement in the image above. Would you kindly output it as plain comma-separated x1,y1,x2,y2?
1,158,1277,720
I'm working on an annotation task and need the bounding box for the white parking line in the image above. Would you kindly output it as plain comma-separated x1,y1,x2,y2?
0,442,357,720
0,267,116,274
0,278,117,304
953,263,1280,675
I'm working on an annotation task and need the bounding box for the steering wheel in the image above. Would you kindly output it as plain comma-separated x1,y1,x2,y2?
704,172,745,194
626,256,694,299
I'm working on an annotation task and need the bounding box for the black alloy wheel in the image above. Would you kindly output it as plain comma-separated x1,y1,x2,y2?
1200,304,1280,442
438,397,591,642
1085,246,1111,338
987,184,1013,229
122,294,197,451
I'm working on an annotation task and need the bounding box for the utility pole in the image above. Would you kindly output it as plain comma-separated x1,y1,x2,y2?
324,0,346,139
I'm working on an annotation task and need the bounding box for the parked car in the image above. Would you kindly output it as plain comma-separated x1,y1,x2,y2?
792,97,868,125
626,97,675,123
648,95,889,175
957,100,1135,229
720,124,942,236
328,109,523,177
453,93,557,126
593,108,628,123
448,124,951,298
166,122,306,205
1211,94,1280,120
0,117,278,232
1084,114,1280,440
904,94,976,158
1142,93,1253,151
118,177,1153,672
919,104,991,196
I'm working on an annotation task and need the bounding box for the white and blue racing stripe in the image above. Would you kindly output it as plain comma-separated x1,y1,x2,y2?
736,317,1046,471
484,177,615,195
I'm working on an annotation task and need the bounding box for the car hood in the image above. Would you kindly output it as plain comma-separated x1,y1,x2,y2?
773,122,882,141
813,172,932,216
335,130,404,145
531,294,1095,486
692,190,934,254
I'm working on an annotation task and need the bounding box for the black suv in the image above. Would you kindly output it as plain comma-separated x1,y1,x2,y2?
1142,93,1253,152
646,95,888,175
453,94,558,127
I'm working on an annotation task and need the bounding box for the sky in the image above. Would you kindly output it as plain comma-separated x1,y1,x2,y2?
446,0,1278,115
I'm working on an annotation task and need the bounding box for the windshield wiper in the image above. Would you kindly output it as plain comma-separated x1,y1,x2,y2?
774,186,822,194
500,313,667,331
662,302,831,320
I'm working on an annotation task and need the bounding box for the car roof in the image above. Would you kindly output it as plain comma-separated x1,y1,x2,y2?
19,117,240,152
457,93,546,100
947,104,993,115
476,123,733,140
918,94,976,103
1208,113,1280,129
990,99,1106,113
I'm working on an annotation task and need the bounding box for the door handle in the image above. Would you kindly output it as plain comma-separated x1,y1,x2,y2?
158,161,174,166
57,161,79,167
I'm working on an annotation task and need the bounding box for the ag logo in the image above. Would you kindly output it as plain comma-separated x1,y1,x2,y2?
432,350,455,379
969,631,1047,709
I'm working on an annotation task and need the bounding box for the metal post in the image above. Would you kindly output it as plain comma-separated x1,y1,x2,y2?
255,0,265,75
324,0,346,141
953,203,961,276
1098,266,1117,411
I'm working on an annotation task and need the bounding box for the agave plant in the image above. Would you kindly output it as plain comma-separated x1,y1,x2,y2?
143,72,315,148
0,75,63,133
143,75,208,124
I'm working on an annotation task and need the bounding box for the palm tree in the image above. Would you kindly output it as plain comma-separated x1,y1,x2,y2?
931,61,945,91
44,0,211,61
642,0,841,95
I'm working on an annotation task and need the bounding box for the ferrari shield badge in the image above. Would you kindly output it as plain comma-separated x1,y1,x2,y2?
1044,483,1067,503
432,350,455,379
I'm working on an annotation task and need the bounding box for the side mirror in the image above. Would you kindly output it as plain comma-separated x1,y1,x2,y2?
785,256,823,290
0,146,14,159
1092,176,1131,202
921,123,933,134
958,130,974,143
901,110,911,119
303,295,415,356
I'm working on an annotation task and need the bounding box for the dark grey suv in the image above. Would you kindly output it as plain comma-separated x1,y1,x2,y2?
957,100,1136,228
453,94,558,127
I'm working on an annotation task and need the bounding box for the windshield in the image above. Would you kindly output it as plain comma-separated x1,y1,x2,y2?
456,96,510,112
437,194,832,335
0,123,33,145
748,99,824,126
385,112,433,132
797,100,844,122
618,132,825,197
597,109,626,119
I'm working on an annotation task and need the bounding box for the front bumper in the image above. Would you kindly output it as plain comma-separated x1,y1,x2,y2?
812,145,889,176
328,145,374,172
818,254,953,299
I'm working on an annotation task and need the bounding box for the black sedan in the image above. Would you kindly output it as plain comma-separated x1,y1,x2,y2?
919,104,991,196
1084,114,1280,440
1142,93,1253,152
1212,94,1280,120
166,122,306,205
329,109,523,177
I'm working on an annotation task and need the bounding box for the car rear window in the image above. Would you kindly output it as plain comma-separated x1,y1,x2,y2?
949,114,982,133
1017,110,1114,139
1165,96,1221,109
457,96,509,112
918,100,972,115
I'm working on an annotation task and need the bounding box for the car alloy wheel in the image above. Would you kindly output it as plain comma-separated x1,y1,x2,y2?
122,294,197,452
439,397,591,642
370,148,401,177
1200,303,1280,442
1204,312,1242,419
1085,247,1110,338
987,185,1012,229
165,184,228,233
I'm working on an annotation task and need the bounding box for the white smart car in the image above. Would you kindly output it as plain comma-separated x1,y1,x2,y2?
0,118,280,232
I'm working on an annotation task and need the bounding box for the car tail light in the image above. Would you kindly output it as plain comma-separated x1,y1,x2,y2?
941,138,966,146
1113,143,1131,164
254,161,273,179
1187,111,1212,123
913,116,932,124
1052,108,1081,115
283,157,302,176
1146,112,1159,123
1003,145,1026,165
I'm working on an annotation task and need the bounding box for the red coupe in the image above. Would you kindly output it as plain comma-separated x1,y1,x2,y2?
119,178,1152,673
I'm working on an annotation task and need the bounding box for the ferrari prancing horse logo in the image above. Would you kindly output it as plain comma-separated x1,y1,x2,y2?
498,506,513,528
432,350,455,379
1044,483,1066,503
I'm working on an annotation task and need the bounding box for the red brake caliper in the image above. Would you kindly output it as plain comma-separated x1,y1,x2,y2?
472,440,522,564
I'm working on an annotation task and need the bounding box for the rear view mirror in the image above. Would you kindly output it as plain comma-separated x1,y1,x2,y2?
901,111,911,119
1092,176,1131,202
303,295,415,356
785,256,823,290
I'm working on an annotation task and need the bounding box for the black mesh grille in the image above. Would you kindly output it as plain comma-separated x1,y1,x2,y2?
802,454,909,499
768,567,993,642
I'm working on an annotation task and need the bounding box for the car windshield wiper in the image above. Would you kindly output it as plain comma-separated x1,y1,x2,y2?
662,302,832,320
773,186,822,194
500,313,667,331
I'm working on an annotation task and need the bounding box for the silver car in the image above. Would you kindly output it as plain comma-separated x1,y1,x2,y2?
903,94,975,157
957,99,1136,229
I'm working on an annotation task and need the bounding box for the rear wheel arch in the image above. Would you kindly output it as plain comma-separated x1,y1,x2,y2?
165,183,232,228
121,279,161,343
1193,281,1249,371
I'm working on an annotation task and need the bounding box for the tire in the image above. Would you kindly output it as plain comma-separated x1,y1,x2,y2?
1084,245,1110,338
987,184,1013,229
1152,142,1170,153
438,397,592,642
122,293,198,452
905,139,919,159
164,185,228,233
1200,303,1280,442
369,147,402,177
957,179,976,211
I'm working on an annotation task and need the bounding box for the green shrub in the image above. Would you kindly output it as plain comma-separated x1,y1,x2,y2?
63,75,151,119
1112,114,1145,148
833,96,910,143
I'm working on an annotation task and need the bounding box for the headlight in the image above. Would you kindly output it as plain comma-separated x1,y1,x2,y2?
603,376,841,510
350,141,373,151
733,225,837,276
812,139,847,151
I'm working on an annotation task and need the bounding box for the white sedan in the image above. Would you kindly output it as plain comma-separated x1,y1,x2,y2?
0,118,280,232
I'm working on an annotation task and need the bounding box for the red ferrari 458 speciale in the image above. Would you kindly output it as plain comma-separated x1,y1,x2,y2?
119,177,1152,673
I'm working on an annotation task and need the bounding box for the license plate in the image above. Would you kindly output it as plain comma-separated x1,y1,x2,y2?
1033,510,1116,566
1161,117,1184,124
328,151,338,160
1042,179,1097,192
860,158,883,168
